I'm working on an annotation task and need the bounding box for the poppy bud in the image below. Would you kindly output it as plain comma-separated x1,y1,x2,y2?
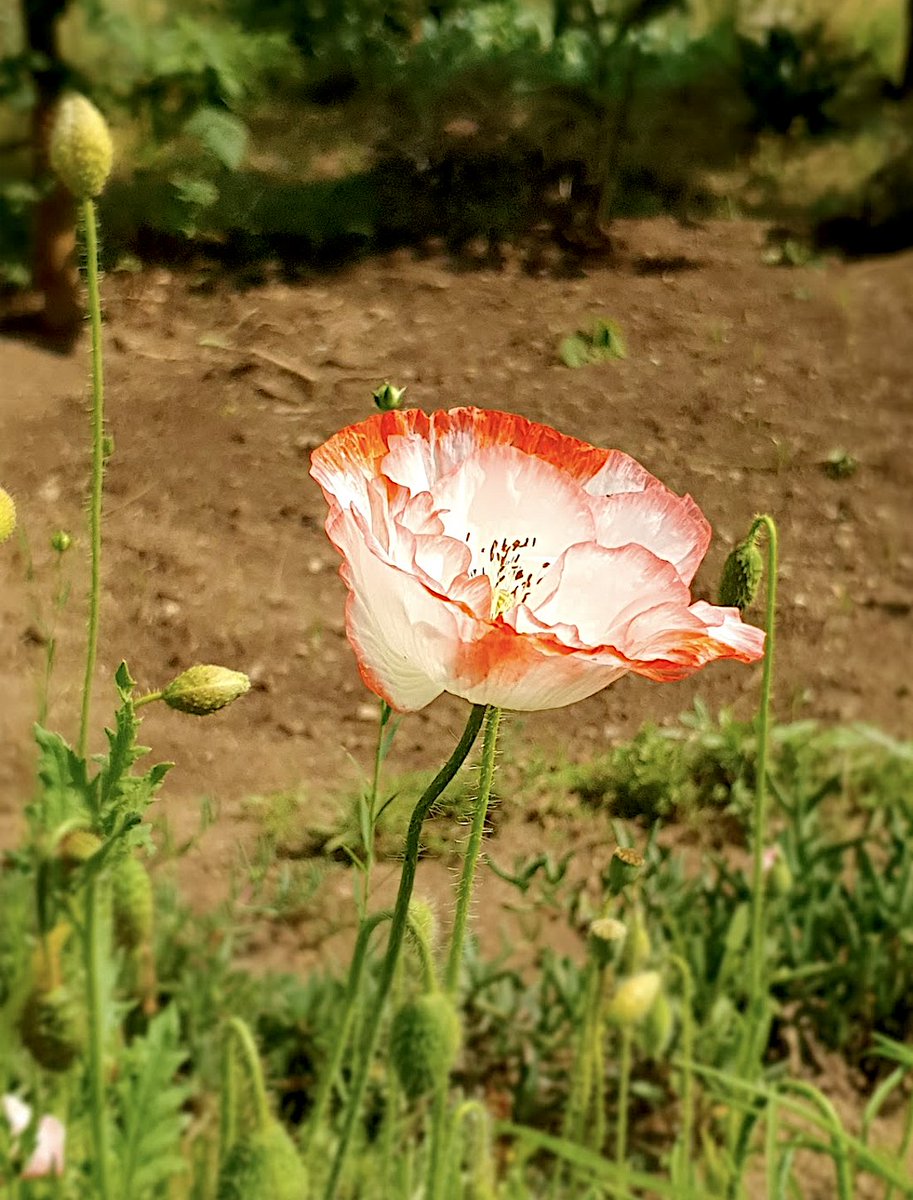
19,987,86,1071
407,896,438,950
51,530,72,553
0,487,16,544
112,856,154,950
163,664,251,716
718,535,763,613
49,94,113,200
389,993,462,1099
216,1121,309,1200
372,382,406,411
641,988,674,1058
57,829,103,869
606,971,662,1028
619,907,651,974
606,846,644,897
768,857,793,898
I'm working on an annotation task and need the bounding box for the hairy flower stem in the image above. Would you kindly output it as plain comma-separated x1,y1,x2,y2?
322,703,486,1200
76,196,112,1200
305,911,390,1152
746,515,778,1032
426,705,502,1200
83,875,112,1200
729,514,778,1191
78,197,105,760
615,1026,634,1182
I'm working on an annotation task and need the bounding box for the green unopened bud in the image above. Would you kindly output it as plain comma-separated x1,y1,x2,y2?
112,856,154,950
373,381,406,411
606,846,644,897
768,856,793,898
407,897,438,951
641,989,674,1058
607,970,662,1028
390,993,461,1099
620,907,651,974
58,828,103,868
19,985,86,1071
718,535,763,612
49,94,113,199
163,664,251,716
0,487,16,543
217,1120,309,1200
51,529,72,553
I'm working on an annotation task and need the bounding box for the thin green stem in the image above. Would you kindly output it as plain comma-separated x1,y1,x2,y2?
670,955,696,1185
305,911,390,1150
133,691,163,710
225,1017,270,1130
219,1034,238,1163
615,1026,634,1181
322,703,486,1200
444,706,502,995
78,198,106,760
426,706,501,1200
83,876,112,1200
746,514,778,1031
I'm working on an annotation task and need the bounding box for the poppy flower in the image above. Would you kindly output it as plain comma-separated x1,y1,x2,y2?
310,407,764,713
2,1094,66,1179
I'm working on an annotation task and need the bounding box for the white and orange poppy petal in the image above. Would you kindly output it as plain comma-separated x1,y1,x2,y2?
22,1115,66,1179
331,509,468,711
618,599,765,680
591,485,712,584
450,621,628,711
429,445,596,567
529,542,692,648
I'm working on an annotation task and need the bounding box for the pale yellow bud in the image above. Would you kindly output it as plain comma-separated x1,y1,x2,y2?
49,94,113,199
0,487,16,543
607,970,662,1027
162,664,251,716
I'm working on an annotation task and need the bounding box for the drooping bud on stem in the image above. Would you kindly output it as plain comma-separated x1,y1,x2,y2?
389,992,462,1100
51,530,72,554
162,664,251,716
718,531,764,613
606,970,662,1027
0,487,16,544
49,94,113,200
619,906,651,974
111,856,154,950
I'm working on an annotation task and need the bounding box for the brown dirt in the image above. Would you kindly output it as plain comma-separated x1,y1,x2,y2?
1,215,912,905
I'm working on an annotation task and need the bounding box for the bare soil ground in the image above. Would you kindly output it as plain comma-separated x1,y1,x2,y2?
1,216,911,920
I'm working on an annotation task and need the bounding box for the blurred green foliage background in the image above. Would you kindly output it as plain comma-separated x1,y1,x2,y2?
2,0,913,293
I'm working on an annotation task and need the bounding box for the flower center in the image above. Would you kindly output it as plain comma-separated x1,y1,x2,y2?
464,533,552,619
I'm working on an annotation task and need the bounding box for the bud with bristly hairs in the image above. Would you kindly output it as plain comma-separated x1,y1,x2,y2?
217,1121,309,1200
389,992,462,1100
49,94,113,200
162,664,251,716
112,856,154,951
718,532,763,613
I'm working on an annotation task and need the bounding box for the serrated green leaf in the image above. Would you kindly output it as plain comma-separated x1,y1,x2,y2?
113,1005,191,1198
33,725,93,831
184,106,249,171
559,318,627,367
